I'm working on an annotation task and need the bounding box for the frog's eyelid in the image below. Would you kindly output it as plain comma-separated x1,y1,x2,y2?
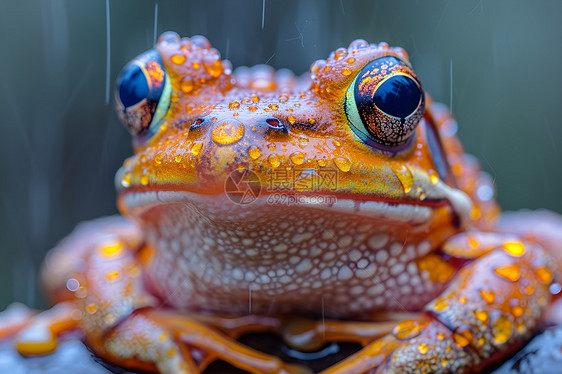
147,74,172,134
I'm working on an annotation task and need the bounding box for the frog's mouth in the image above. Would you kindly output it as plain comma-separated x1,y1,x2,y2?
119,174,472,231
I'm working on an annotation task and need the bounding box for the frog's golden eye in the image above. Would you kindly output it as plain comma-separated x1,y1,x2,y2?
345,56,424,151
115,49,171,137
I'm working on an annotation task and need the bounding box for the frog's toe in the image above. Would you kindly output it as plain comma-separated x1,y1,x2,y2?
13,302,79,356
91,308,310,374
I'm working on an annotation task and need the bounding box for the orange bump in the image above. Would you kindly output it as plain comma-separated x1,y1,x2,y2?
417,342,429,354
494,264,520,282
100,242,123,257
492,315,512,344
535,267,553,284
474,310,489,323
105,271,120,281
479,289,495,304
170,54,186,65
501,241,525,257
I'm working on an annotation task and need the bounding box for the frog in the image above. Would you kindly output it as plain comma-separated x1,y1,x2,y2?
1,31,561,373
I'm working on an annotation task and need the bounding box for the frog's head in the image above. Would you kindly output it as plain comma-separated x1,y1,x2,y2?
114,33,472,304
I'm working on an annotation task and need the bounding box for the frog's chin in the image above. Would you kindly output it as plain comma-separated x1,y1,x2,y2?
119,178,472,230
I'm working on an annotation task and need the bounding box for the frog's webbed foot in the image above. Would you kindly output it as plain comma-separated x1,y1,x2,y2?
320,236,556,373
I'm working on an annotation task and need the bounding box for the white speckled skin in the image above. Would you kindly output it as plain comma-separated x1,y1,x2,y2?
125,192,459,319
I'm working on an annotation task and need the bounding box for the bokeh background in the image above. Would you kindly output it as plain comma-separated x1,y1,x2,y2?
0,0,561,310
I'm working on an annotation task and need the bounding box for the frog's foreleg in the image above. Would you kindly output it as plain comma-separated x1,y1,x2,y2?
321,236,556,373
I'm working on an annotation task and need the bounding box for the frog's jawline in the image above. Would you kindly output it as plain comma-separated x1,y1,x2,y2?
123,190,444,226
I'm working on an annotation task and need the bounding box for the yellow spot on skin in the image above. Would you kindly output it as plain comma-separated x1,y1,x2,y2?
86,303,98,314
433,298,448,311
228,101,240,109
248,146,261,160
511,305,524,317
251,96,260,102
467,236,479,249
192,62,201,69
417,343,429,354
106,271,120,281
418,254,456,283
392,320,420,340
249,106,257,112
436,333,445,340
159,333,168,341
458,296,467,304
494,264,520,282
480,289,495,304
211,120,245,145
474,310,489,323
453,332,470,347
105,314,116,325
525,286,535,295
100,242,123,257
308,118,316,125
171,54,186,64
535,267,553,284
478,337,486,346
502,241,525,257
166,348,176,357
341,68,352,76
492,315,512,344
287,116,296,124
347,57,355,64
268,104,279,111
428,169,439,184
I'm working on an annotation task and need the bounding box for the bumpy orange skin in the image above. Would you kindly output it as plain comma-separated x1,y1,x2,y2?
0,33,560,374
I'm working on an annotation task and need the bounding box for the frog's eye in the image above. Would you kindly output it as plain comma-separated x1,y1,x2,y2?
115,49,171,137
345,56,424,151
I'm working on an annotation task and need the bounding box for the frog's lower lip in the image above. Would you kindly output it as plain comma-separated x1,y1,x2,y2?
120,190,452,226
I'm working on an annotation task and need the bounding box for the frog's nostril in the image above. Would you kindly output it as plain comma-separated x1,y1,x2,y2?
265,118,287,132
211,119,245,145
189,117,207,131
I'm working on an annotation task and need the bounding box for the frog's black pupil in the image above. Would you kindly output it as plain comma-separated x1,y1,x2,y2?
118,64,149,108
373,75,421,119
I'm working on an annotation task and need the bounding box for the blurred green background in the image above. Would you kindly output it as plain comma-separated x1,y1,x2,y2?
0,0,561,310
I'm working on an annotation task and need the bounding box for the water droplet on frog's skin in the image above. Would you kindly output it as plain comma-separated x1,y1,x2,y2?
211,119,245,145
267,143,276,151
171,54,186,64
290,152,305,165
298,134,309,148
392,320,420,340
417,343,429,354
392,165,414,194
121,172,132,187
140,174,150,186
154,153,164,165
189,141,203,155
333,157,352,172
317,159,328,167
492,315,512,344
248,146,261,160
180,77,194,93
268,154,281,168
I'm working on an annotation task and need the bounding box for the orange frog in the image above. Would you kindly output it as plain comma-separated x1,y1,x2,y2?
1,32,561,373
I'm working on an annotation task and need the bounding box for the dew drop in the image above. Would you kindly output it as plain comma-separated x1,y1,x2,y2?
318,159,328,167
392,165,414,193
248,146,261,160
267,143,276,151
180,77,194,93
492,315,512,344
211,120,245,145
171,54,186,64
333,157,352,172
341,68,352,76
121,172,132,188
535,267,553,284
417,342,429,354
298,134,309,148
189,141,203,155
268,103,279,111
140,174,150,186
154,153,164,165
290,152,305,165
229,101,240,109
287,116,296,124
474,310,489,323
392,320,420,340
268,154,281,168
